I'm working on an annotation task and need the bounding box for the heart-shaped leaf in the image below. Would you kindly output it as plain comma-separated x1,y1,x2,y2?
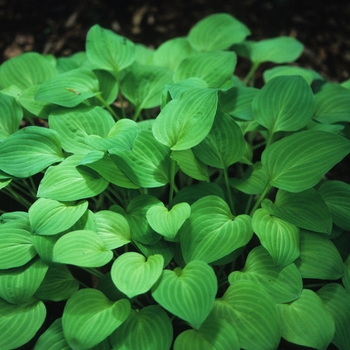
62,289,131,349
151,260,217,329
111,252,164,298
146,202,191,240
110,306,173,350
0,93,23,141
180,195,253,264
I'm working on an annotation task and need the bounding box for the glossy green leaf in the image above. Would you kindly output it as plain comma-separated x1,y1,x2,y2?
318,283,350,350
181,195,252,263
193,110,246,168
110,131,172,188
0,297,46,349
313,83,350,123
262,130,350,192
0,93,23,141
95,210,131,250
110,305,173,350
318,180,350,231
31,233,61,264
93,69,119,105
174,51,236,88
49,105,115,154
188,13,250,51
216,280,281,349
86,24,135,74
152,87,218,150
146,202,191,240
53,230,113,267
263,65,318,85
62,288,131,349
154,37,195,70
229,246,302,303
0,126,64,178
35,68,99,107
0,219,37,269
121,63,173,110
34,264,79,301
0,52,56,89
252,208,300,267
56,51,86,73
262,188,332,234
37,154,109,201
97,272,126,302
151,260,217,329
29,198,88,235
134,43,154,65
111,252,164,298
253,75,314,132
295,230,344,280
277,289,335,349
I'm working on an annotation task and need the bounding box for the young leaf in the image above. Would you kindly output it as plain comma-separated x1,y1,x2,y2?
151,260,217,329
277,289,335,349
180,196,253,264
29,198,88,235
0,297,46,349
0,93,23,141
261,188,332,234
152,87,218,150
261,130,350,192
110,306,173,350
62,289,131,349
188,13,250,52
252,208,300,267
37,154,109,201
193,110,246,169
35,68,99,107
86,24,135,74
53,230,113,267
111,252,164,298
0,126,64,178
253,75,314,132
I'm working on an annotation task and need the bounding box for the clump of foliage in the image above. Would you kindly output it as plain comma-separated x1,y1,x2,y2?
0,13,350,350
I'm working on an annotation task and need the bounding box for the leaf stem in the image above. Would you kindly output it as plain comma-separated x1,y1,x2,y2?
169,158,177,204
223,167,235,216
243,62,260,87
81,267,104,279
2,186,32,209
132,105,142,122
95,93,119,121
116,74,126,119
249,183,272,216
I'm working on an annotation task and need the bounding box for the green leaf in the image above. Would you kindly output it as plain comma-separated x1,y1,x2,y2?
193,110,246,168
152,87,218,150
262,130,350,192
343,255,350,292
29,198,88,235
56,51,86,73
146,202,191,240
295,230,344,280
318,180,350,231
152,260,217,329
111,252,164,298
277,289,335,349
37,154,109,201
174,51,237,88
188,13,250,51
110,131,172,188
318,283,350,350
228,246,302,303
35,68,99,107
53,230,113,267
233,37,304,64
0,126,64,178
34,264,79,301
0,52,56,89
261,188,332,234
252,208,300,267
253,75,314,132
263,66,317,85
216,280,281,349
0,93,23,141
110,305,173,350
95,210,131,250
62,289,131,349
31,233,60,264
93,69,119,105
0,219,37,269
121,63,173,111
86,24,135,74
181,196,253,264
0,297,46,349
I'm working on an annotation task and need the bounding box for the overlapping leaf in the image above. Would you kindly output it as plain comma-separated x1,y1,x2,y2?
0,93,23,141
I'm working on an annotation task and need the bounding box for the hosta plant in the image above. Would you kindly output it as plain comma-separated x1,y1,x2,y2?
1,13,350,350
